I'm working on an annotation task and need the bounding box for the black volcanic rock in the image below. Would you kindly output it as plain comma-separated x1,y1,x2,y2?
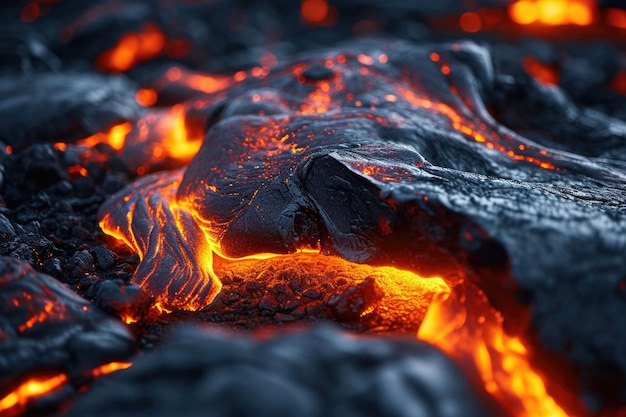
0,72,140,150
64,326,495,417
0,256,134,392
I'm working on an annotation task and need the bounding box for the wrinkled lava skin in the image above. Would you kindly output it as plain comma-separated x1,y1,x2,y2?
101,39,626,404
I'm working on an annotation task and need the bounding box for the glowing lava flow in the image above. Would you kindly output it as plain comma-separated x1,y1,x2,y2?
0,374,68,416
419,284,570,417
0,362,132,417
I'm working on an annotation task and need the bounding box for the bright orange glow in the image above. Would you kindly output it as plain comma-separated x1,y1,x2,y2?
95,23,166,72
135,88,158,107
0,374,67,414
523,57,559,86
510,0,540,24
606,8,626,29
68,165,88,177
419,285,569,417
0,361,132,414
460,12,482,33
301,0,329,25
73,122,133,152
90,361,132,378
162,105,204,160
15,299,69,332
509,0,595,26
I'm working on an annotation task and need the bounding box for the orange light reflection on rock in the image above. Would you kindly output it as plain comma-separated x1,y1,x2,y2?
395,86,555,170
612,71,626,96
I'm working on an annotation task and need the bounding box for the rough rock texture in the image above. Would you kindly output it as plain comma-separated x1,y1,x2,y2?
0,256,135,390
64,326,495,417
0,73,140,150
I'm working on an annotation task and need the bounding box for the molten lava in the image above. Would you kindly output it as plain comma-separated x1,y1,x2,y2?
0,362,132,417
419,284,571,417
0,374,68,416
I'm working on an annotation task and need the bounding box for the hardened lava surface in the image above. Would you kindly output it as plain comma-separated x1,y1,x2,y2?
100,39,626,408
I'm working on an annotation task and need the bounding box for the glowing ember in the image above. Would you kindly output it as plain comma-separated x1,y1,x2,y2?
73,122,133,152
606,8,626,29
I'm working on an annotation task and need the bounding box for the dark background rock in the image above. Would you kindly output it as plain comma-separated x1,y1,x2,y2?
64,326,498,417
